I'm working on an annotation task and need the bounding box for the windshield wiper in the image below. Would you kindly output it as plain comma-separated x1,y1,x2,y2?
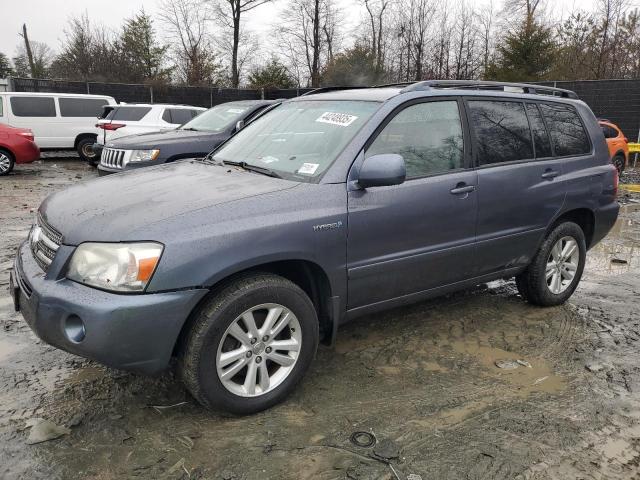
225,160,283,179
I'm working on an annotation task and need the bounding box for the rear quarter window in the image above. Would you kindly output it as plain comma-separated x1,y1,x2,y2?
539,103,591,156
10,96,56,117
106,106,152,121
59,98,110,117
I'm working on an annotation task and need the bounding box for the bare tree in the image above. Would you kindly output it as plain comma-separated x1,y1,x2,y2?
209,0,274,87
277,0,340,86
362,0,391,73
159,0,221,85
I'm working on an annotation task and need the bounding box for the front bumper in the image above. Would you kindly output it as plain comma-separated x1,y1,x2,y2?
12,241,208,374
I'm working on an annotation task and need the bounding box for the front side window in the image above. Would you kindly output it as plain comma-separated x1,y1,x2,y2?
214,100,380,181
365,101,464,178
10,96,56,117
468,100,533,165
526,103,552,158
166,108,197,125
59,98,109,117
539,103,590,156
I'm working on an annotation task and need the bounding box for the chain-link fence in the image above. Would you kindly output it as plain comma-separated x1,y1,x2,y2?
9,78,314,107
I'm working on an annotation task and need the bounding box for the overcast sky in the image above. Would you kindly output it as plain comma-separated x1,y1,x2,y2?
0,0,622,61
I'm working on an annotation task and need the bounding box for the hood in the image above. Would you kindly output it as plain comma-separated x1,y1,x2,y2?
108,129,227,150
41,160,299,244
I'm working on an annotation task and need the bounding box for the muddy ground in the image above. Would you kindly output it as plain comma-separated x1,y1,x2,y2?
1,159,640,480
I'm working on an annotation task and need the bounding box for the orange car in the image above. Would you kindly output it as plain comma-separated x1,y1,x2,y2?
599,119,629,174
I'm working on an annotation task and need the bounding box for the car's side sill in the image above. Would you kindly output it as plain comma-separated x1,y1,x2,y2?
344,267,523,322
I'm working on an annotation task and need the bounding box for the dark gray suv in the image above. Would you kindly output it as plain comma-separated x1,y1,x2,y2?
10,81,619,413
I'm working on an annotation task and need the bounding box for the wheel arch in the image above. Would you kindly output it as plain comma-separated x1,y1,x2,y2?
74,133,97,149
548,208,595,249
173,259,336,358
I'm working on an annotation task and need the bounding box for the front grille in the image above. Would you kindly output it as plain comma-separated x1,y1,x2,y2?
30,213,62,272
101,148,127,169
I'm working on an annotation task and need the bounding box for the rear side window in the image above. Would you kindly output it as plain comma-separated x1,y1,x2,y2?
467,100,533,165
162,108,197,125
526,103,552,158
59,98,109,117
366,100,464,178
539,103,590,156
106,106,151,121
10,96,56,117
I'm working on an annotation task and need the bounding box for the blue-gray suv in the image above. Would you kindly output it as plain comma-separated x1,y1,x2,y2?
10,81,619,413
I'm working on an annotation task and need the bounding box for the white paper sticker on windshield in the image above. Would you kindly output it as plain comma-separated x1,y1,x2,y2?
316,112,358,127
298,163,319,175
227,108,245,114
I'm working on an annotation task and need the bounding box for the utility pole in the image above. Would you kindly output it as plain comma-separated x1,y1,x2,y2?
19,24,37,78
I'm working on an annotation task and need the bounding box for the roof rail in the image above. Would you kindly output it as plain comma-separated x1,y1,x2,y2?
301,86,368,96
399,80,579,99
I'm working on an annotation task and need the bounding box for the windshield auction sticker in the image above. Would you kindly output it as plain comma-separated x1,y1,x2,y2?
315,112,358,127
297,163,319,175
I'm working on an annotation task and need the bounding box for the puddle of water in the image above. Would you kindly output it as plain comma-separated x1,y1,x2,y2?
586,203,640,275
449,338,565,395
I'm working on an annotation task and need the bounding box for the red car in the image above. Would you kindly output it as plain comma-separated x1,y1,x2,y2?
0,123,40,175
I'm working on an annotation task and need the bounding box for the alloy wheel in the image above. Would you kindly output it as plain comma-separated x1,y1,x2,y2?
216,303,302,397
546,236,579,294
0,153,11,174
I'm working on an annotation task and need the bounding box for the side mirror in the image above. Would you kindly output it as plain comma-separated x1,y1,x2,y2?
235,120,245,132
357,154,406,189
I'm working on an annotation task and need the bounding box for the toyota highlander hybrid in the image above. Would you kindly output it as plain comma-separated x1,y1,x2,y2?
11,81,619,414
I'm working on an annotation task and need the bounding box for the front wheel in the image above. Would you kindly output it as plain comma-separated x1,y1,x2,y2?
516,222,586,306
179,274,319,414
77,137,98,166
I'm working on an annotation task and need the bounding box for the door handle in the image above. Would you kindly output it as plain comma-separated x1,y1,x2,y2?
541,169,559,180
450,184,475,195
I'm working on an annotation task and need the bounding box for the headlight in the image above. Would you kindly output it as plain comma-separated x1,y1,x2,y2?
129,149,160,163
67,242,163,292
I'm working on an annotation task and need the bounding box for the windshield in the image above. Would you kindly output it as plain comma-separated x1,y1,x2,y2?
213,100,380,181
181,103,252,132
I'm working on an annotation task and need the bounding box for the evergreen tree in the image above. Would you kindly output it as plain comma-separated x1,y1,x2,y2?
248,58,296,88
321,45,385,86
486,20,556,81
0,52,14,78
116,10,172,82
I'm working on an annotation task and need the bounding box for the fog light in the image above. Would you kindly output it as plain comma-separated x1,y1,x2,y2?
64,315,86,343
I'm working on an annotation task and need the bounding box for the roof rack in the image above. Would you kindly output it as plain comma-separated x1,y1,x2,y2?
301,86,369,96
399,80,579,99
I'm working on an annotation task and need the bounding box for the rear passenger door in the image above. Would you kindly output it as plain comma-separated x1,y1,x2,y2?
347,98,478,311
470,99,582,275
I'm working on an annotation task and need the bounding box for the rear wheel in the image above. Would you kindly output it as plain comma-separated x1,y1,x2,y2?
179,273,319,414
613,154,625,175
77,137,98,166
516,222,586,306
0,149,15,176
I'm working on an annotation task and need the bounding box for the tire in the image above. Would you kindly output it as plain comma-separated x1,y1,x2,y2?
77,137,98,166
516,222,586,307
179,273,319,414
0,149,15,176
613,155,625,175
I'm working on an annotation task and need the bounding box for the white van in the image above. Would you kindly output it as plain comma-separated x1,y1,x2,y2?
0,92,116,162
